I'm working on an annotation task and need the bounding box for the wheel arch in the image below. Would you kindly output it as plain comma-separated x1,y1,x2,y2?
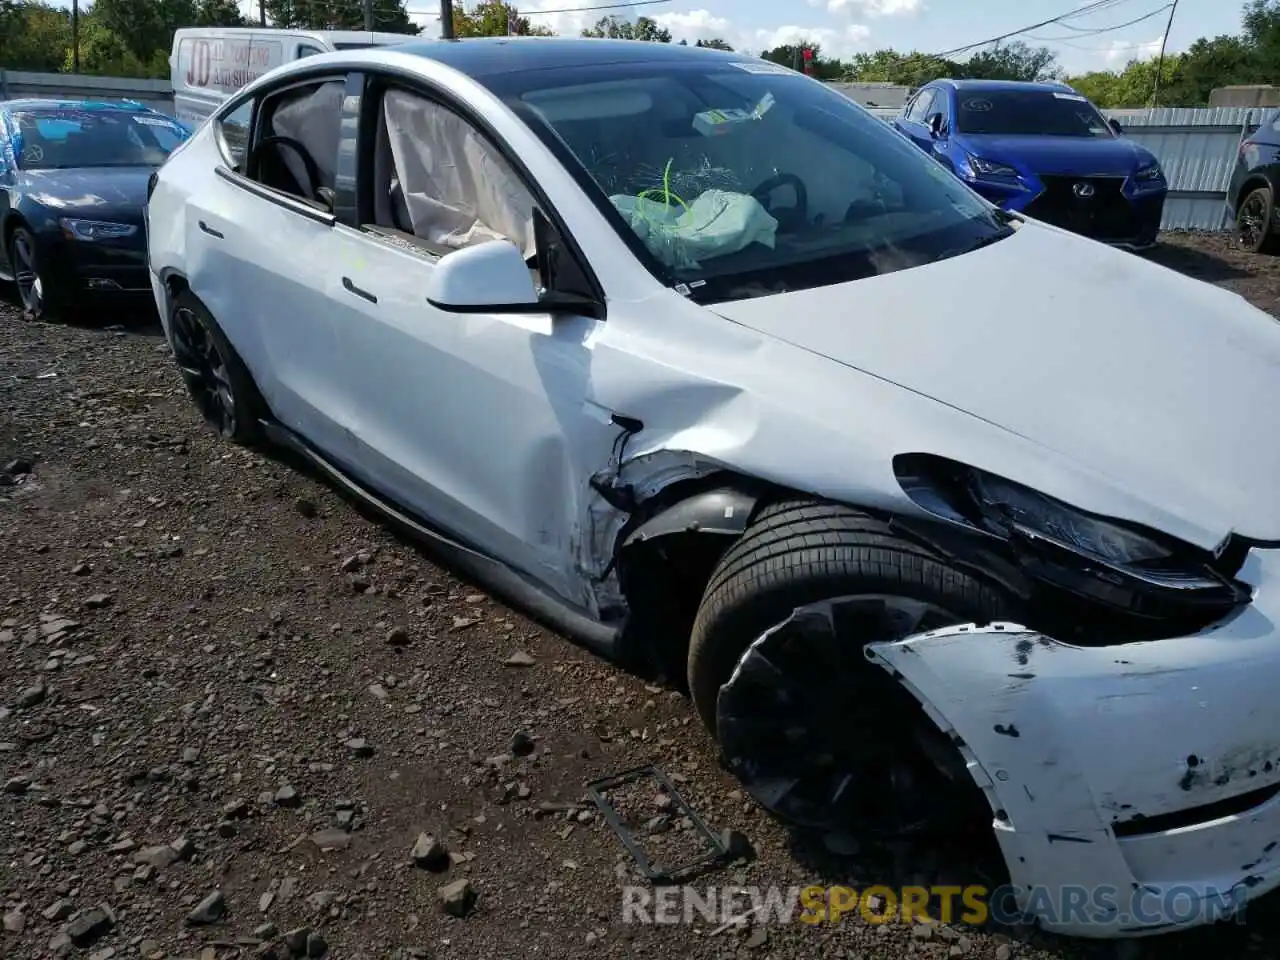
1,210,29,260
1234,171,1277,213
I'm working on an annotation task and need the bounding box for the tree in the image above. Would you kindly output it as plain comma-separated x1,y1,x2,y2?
264,0,418,33
195,0,246,26
961,41,1059,82
760,42,844,80
695,38,733,51
453,0,551,37
846,48,960,85
582,15,671,42
1,0,72,72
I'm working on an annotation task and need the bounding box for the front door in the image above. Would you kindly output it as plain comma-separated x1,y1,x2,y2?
321,81,619,609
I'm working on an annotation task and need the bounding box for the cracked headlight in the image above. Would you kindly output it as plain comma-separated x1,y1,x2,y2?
60,218,137,241
968,471,1172,565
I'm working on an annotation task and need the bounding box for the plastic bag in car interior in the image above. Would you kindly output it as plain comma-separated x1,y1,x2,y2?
610,190,778,270
383,89,536,257
270,81,344,195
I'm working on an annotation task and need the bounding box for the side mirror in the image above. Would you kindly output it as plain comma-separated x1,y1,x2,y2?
425,237,600,316
928,112,945,138
1108,117,1123,134
426,239,540,313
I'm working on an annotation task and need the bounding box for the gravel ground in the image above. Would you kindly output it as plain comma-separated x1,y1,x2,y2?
1,230,1278,960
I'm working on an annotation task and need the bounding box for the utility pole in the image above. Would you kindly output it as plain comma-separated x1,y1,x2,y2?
259,0,266,26
362,0,374,30
71,0,80,73
439,0,455,38
1151,0,1179,108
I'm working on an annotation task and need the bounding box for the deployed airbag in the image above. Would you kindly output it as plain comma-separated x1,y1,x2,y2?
610,189,777,270
383,89,536,256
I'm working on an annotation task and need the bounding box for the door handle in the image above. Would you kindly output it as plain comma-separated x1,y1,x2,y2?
198,220,224,239
342,276,377,304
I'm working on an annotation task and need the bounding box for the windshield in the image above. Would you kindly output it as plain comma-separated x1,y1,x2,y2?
14,109,188,170
483,61,1011,303
955,90,1113,138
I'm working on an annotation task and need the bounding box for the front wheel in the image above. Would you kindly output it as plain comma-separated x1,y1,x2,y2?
1237,185,1280,254
8,227,63,322
168,290,264,445
687,499,1016,833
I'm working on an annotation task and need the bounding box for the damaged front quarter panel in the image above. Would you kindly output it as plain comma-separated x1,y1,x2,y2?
863,546,1280,937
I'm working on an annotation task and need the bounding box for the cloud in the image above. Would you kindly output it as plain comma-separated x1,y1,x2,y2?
1103,33,1165,65
821,0,922,18
750,22,871,59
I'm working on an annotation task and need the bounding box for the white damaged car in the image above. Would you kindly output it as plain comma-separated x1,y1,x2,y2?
145,37,1280,937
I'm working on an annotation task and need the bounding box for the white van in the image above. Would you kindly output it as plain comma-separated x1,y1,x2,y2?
171,28,417,126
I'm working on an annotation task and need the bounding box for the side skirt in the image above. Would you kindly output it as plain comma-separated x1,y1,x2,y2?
260,420,624,662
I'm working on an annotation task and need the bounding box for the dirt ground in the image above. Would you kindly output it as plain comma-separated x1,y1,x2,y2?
1,230,1278,960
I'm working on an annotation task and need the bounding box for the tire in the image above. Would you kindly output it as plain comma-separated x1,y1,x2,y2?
168,289,264,445
687,499,1016,734
1237,185,1280,255
7,226,66,322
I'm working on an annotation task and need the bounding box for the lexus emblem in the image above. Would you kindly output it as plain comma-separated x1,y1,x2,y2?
1072,181,1096,198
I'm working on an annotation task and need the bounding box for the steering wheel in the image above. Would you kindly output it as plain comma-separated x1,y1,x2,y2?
21,143,44,164
247,135,322,202
751,173,809,233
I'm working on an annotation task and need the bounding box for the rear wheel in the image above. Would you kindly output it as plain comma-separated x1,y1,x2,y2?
169,290,264,445
1237,185,1280,254
688,499,1016,834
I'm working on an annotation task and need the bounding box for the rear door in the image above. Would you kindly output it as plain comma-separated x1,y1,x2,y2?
183,73,360,464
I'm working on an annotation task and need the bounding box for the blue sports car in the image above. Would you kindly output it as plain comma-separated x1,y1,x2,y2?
0,98,191,321
892,79,1167,250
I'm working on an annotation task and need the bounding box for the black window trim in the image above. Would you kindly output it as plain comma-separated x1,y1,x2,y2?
210,67,352,228
347,65,608,315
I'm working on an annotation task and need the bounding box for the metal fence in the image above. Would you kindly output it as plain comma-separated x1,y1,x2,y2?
3,69,1273,232
0,70,174,114
865,103,1273,231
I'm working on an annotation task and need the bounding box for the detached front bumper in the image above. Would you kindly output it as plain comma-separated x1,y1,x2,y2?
867,547,1280,937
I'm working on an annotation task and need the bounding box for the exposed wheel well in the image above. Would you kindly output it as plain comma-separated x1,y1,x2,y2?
615,473,781,683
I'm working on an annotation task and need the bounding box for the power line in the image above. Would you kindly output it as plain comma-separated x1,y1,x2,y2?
930,0,1145,59
404,0,674,17
1024,4,1172,42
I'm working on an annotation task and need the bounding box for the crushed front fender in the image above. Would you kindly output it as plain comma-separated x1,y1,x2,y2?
866,548,1280,937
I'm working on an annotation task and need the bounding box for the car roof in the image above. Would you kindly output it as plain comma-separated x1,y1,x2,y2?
0,97,156,114
934,79,1074,93
388,35,745,78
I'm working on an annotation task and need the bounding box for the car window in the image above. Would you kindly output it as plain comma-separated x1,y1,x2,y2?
221,79,345,209
933,91,951,128
216,100,253,169
12,108,187,169
1269,110,1280,136
907,89,935,123
484,62,1010,302
956,89,1113,138
297,45,324,58
363,86,538,259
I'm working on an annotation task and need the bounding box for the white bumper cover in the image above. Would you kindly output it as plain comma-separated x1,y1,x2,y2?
867,547,1280,937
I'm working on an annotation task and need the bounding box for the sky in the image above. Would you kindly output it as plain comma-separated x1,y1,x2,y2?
46,0,1244,76
394,0,1245,75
